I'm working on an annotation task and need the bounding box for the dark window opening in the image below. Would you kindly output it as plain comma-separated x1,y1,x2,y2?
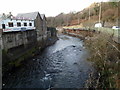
8,22,14,27
2,24,5,29
24,23,27,26
17,22,21,27
29,23,32,26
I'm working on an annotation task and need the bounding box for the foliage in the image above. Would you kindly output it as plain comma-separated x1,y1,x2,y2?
94,3,100,15
47,27,57,36
47,2,118,27
85,32,120,88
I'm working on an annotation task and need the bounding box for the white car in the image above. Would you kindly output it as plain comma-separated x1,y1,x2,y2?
112,26,120,30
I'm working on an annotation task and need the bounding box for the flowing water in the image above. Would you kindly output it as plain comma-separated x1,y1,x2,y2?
3,34,94,88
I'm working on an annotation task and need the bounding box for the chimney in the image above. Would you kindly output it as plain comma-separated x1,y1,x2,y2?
9,12,12,15
2,13,5,16
8,12,13,18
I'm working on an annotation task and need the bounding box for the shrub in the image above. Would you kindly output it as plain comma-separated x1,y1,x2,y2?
85,32,120,88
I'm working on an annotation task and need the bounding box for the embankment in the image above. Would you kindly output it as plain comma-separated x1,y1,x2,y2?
2,29,58,76
63,28,120,88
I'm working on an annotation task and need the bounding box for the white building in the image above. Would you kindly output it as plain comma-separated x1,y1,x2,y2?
0,13,35,32
94,23,102,28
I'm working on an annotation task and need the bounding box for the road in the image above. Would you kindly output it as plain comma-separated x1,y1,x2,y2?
3,34,94,88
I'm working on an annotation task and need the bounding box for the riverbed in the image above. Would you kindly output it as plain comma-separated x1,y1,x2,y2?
3,34,94,88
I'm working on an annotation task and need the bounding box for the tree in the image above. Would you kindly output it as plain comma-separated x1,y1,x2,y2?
94,3,100,15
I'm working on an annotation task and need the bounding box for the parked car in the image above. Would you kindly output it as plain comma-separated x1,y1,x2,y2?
112,26,120,30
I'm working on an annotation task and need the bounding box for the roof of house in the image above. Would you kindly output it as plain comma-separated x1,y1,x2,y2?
40,14,45,19
16,12,40,20
40,14,47,21
0,13,13,20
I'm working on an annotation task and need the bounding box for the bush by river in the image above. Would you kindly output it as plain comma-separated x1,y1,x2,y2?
84,32,120,88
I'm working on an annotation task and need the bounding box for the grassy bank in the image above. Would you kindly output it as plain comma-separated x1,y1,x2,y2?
84,32,120,88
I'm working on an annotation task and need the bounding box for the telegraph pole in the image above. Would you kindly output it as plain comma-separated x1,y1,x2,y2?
78,14,80,25
99,2,102,23
66,16,68,26
88,6,91,32
89,7,91,21
98,2,102,32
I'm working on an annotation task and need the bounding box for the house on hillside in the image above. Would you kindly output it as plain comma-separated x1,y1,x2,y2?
16,12,47,42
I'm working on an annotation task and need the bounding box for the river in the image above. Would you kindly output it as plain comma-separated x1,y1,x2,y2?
3,34,94,88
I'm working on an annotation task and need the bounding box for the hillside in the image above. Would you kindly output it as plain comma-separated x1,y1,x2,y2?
47,2,119,28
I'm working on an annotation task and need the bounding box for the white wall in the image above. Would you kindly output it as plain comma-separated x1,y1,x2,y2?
0,19,35,32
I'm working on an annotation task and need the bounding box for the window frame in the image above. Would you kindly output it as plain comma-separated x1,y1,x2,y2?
17,22,21,27
2,24,6,29
29,23,32,26
8,22,14,27
24,22,27,26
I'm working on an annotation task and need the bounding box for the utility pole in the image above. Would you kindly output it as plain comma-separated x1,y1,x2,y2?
87,6,90,35
78,13,80,25
99,2,102,23
88,6,91,32
98,2,102,32
89,7,91,21
66,16,68,26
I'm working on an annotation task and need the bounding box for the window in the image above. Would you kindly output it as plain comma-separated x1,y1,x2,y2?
17,22,21,27
8,22,13,27
24,23,27,26
2,24,5,29
29,23,32,26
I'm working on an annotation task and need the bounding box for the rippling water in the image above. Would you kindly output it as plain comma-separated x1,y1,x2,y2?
3,34,94,88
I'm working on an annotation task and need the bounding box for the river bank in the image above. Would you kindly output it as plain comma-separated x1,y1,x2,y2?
2,35,58,77
3,34,94,88
63,30,120,88
85,33,120,88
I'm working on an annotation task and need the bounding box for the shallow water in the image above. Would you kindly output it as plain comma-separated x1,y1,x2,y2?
3,34,94,88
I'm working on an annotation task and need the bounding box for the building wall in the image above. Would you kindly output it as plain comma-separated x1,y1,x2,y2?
1,13,58,75
34,14,43,42
2,30,37,67
34,14,48,48
42,17,47,41
0,29,2,49
2,30,37,50
0,19,35,32
0,19,34,29
1,13,48,51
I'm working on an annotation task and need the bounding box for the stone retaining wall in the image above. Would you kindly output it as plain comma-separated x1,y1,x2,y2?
2,28,58,74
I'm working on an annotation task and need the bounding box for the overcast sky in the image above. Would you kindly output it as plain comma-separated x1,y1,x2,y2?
0,0,109,17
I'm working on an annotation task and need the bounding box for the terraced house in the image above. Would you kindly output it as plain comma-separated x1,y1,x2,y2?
1,12,57,70
16,12,48,47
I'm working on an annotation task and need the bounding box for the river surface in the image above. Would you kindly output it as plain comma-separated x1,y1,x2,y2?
3,34,94,88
